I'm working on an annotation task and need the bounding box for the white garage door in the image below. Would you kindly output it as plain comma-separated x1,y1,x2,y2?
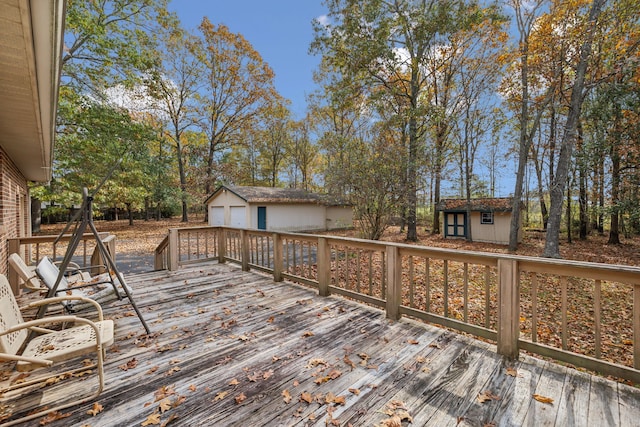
209,206,224,226
230,206,246,228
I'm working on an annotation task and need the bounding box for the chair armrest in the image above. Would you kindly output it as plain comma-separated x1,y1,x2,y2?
22,275,46,291
0,315,79,337
26,296,105,321
0,352,54,366
0,316,104,362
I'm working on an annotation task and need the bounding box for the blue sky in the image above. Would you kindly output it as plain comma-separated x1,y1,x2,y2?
169,1,328,119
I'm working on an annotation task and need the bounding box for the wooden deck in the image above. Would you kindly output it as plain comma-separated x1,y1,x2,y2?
4,262,640,426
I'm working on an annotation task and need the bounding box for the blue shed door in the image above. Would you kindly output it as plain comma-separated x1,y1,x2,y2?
257,206,267,230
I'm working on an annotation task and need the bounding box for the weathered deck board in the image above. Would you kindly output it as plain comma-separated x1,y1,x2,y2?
3,262,639,426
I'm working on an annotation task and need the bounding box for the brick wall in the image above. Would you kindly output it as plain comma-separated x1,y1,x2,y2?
0,146,30,276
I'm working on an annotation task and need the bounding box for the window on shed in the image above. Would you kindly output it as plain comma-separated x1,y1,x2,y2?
480,212,494,224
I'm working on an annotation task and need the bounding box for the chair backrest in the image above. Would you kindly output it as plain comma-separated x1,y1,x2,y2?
0,275,28,356
8,253,42,290
36,257,70,292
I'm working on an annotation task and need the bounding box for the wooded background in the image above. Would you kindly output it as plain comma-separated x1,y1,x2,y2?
34,0,639,258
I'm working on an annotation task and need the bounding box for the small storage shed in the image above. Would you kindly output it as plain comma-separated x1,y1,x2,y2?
436,198,522,245
205,186,353,232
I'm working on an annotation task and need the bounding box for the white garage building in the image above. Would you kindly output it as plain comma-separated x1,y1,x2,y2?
205,186,353,232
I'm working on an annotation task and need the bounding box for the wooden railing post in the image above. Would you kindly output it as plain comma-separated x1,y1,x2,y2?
218,228,226,264
386,245,402,320
7,238,21,294
273,233,283,282
317,238,331,297
168,228,179,271
497,258,519,359
241,230,249,271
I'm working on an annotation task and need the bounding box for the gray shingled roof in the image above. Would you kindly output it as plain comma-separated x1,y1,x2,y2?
206,186,350,206
436,198,514,212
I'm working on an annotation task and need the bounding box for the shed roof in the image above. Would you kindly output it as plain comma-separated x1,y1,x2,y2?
437,198,514,212
205,185,349,206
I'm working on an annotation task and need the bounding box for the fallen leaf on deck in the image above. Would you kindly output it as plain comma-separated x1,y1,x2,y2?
165,366,181,376
87,402,104,416
119,358,138,371
506,367,518,377
300,392,313,404
235,393,247,404
301,331,314,338
533,394,554,404
214,391,228,401
161,413,179,427
141,412,161,426
325,392,346,405
344,355,356,370
172,395,186,408
306,358,328,368
263,369,274,380
477,390,501,403
408,339,419,345
377,415,402,427
154,385,176,401
282,389,292,403
349,388,360,395
228,378,239,386
188,384,197,392
159,398,171,413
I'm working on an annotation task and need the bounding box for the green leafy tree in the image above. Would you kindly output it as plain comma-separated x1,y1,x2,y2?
54,88,157,220
63,0,174,93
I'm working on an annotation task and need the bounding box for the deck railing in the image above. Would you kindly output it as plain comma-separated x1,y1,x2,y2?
155,226,640,383
7,232,113,293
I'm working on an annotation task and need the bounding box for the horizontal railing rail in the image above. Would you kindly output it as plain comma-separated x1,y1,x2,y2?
155,226,640,384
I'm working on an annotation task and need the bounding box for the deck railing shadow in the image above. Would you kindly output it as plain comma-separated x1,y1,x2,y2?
155,226,640,384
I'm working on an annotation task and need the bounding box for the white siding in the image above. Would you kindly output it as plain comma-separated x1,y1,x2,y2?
472,211,513,245
251,204,326,231
326,206,353,230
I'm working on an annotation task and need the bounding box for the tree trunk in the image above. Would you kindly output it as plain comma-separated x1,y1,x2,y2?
579,165,588,239
608,149,621,244
578,132,588,239
175,141,189,223
406,75,419,242
532,154,548,230
566,176,572,243
543,0,605,258
126,203,134,226
509,32,531,251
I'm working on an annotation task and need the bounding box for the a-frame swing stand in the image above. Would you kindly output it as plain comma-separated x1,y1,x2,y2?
35,188,150,334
